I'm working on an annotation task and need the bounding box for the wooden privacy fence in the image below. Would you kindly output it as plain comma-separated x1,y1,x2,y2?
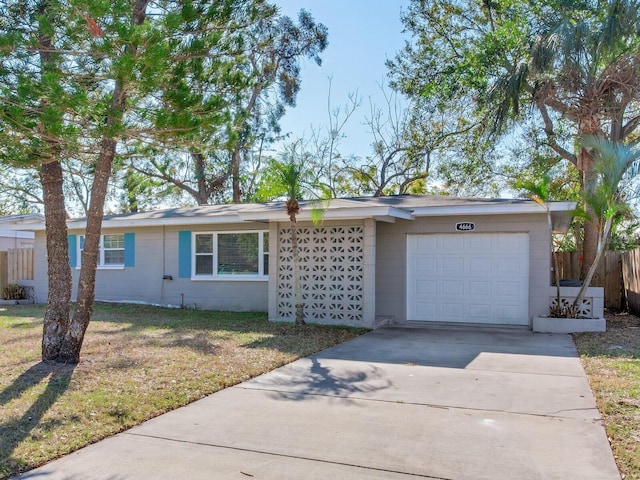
623,248,640,316
554,251,623,310
0,248,34,291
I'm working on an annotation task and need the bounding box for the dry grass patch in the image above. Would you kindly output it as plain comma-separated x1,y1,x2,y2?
574,311,640,480
0,304,367,479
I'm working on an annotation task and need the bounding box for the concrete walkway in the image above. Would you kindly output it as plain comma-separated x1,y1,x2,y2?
17,326,620,480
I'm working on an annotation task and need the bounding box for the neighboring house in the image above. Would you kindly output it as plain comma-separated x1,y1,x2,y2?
0,214,41,250
20,195,575,329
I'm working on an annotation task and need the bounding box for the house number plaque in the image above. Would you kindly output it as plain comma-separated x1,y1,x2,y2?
455,222,475,232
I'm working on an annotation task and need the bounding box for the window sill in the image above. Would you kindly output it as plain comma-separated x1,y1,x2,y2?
190,275,268,282
76,265,125,271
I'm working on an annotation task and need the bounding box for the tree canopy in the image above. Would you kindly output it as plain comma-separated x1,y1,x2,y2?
388,0,640,273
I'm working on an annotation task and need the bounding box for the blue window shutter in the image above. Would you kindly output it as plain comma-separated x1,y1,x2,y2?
124,233,135,267
68,235,77,268
178,231,192,278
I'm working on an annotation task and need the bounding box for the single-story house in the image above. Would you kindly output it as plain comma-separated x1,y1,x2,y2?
18,195,577,329
0,214,40,250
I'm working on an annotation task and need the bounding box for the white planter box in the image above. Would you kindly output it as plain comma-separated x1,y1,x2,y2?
533,316,606,333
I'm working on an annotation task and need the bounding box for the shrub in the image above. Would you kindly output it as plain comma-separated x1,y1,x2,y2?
3,284,26,300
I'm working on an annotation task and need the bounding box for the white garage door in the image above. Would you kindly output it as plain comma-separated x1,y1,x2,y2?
407,233,529,325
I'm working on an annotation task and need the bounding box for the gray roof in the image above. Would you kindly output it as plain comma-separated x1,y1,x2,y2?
20,194,576,232
0,213,44,224
96,195,537,222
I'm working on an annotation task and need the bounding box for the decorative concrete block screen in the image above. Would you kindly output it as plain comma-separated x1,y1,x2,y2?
277,226,364,323
548,286,605,318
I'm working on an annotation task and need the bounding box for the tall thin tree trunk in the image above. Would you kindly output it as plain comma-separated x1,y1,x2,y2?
40,161,72,361
36,0,72,361
577,116,600,279
192,152,209,205
56,0,149,363
57,138,119,363
232,149,241,203
290,213,305,325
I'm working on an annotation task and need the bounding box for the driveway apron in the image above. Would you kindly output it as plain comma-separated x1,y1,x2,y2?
17,325,620,480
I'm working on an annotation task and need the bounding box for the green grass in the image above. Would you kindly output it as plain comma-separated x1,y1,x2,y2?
0,304,367,479
573,312,640,480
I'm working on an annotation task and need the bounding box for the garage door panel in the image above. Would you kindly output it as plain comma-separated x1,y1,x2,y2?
441,302,463,319
495,281,522,296
468,257,492,273
407,233,529,325
415,279,437,295
469,235,492,250
441,280,464,295
415,257,438,275
467,304,492,320
411,301,436,319
416,235,437,250
443,235,465,250
445,258,465,274
469,281,491,296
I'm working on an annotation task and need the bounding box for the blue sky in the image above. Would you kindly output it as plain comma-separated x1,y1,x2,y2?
275,1,410,158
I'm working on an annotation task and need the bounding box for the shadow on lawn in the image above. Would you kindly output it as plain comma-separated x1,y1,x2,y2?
0,304,363,360
0,362,75,476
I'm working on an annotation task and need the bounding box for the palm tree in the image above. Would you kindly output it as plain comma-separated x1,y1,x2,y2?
280,160,306,325
571,136,640,312
517,175,568,315
257,144,327,325
489,0,640,277
397,0,640,278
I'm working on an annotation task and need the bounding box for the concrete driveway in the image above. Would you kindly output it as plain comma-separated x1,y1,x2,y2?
17,325,620,480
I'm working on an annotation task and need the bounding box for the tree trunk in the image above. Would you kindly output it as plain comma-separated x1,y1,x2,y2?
577,116,600,278
232,149,242,203
581,214,599,279
56,0,149,363
192,152,209,205
57,136,119,363
40,161,72,361
36,0,72,361
289,212,305,325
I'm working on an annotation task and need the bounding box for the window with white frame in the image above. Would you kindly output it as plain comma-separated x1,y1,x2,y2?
193,231,268,278
79,233,125,267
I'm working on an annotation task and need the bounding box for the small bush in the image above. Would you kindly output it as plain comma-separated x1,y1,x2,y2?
3,284,26,300
549,303,580,318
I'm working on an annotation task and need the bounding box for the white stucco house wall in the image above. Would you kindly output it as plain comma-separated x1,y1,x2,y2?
19,195,577,329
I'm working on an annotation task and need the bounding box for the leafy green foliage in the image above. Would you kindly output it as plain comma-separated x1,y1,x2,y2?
389,0,640,269
129,6,328,205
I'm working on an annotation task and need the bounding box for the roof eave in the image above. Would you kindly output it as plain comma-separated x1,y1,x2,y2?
238,206,415,223
411,201,576,217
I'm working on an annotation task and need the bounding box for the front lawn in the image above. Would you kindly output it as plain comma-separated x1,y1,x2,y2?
0,304,367,479
574,312,640,480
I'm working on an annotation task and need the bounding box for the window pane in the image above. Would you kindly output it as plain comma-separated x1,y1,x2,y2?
218,233,258,274
195,255,213,275
263,232,269,275
103,234,124,249
195,234,213,254
104,250,125,265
